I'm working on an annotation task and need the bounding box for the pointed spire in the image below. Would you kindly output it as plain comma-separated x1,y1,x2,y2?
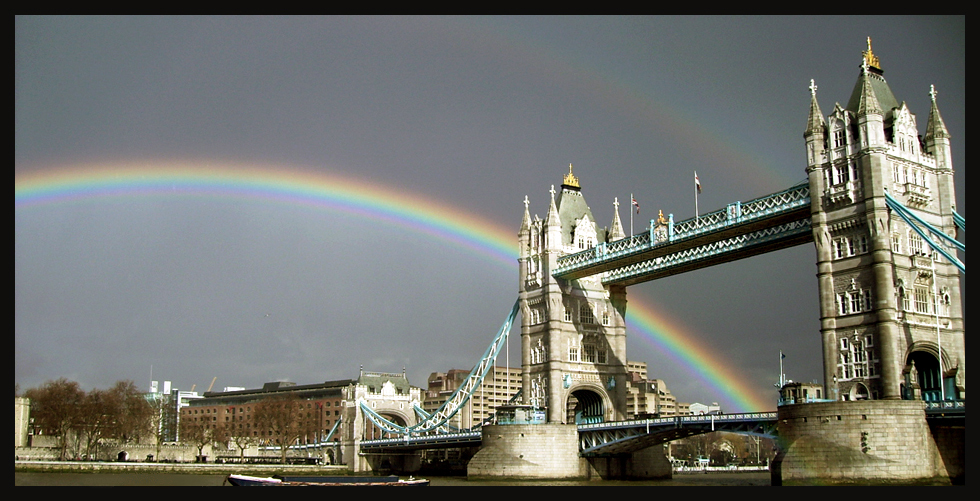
546,184,560,226
609,197,625,241
925,84,950,140
519,195,531,233
805,79,826,136
544,184,563,251
856,59,882,116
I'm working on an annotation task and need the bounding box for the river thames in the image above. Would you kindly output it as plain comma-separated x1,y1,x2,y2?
15,471,772,486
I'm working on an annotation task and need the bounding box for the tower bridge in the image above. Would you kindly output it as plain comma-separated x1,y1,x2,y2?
345,40,964,484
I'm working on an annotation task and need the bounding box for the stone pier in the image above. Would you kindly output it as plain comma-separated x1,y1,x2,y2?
467,424,671,481
771,401,956,485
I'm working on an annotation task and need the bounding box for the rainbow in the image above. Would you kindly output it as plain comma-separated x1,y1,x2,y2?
15,161,769,413
625,298,772,412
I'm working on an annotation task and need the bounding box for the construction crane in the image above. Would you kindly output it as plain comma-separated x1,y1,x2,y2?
207,377,217,393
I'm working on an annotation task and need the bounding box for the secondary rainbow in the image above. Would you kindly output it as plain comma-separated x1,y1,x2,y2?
16,161,769,413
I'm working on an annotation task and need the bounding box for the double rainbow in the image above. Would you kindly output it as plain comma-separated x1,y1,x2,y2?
15,161,771,412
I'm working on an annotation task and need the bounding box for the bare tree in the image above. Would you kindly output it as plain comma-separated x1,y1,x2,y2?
77,388,115,460
253,393,306,464
179,413,215,461
225,421,259,463
108,380,154,444
23,378,85,460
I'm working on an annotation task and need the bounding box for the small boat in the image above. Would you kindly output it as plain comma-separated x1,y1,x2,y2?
225,474,429,486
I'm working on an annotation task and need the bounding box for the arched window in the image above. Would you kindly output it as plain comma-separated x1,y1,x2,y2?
579,303,595,324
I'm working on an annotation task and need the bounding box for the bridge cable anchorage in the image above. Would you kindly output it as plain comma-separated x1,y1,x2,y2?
884,191,965,274
359,300,521,437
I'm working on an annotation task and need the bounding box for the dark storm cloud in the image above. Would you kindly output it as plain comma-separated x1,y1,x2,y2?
16,15,964,410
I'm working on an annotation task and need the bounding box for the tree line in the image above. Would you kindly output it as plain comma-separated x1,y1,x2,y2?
19,378,336,464
19,378,158,461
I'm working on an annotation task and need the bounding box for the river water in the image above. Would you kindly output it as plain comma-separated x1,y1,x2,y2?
15,471,772,486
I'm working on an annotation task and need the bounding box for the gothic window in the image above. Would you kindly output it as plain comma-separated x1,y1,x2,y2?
583,344,596,363
914,286,930,314
568,346,579,363
839,289,872,315
564,308,572,322
850,292,862,314
833,161,850,185
891,233,902,254
833,127,846,148
602,310,610,326
900,286,911,312
908,232,924,256
579,303,595,324
834,234,869,260
838,335,869,381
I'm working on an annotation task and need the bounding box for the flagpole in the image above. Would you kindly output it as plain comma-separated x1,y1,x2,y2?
630,192,634,237
695,171,699,225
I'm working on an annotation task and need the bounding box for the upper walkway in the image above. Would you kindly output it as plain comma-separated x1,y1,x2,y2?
553,182,812,285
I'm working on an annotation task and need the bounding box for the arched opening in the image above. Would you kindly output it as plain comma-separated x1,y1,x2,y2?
849,382,870,401
362,411,410,440
904,351,943,402
566,389,604,424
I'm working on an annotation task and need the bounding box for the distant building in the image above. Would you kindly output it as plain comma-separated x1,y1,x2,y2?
424,366,522,428
688,402,722,415
625,361,687,418
147,380,204,442
183,379,352,446
778,381,825,405
14,397,30,448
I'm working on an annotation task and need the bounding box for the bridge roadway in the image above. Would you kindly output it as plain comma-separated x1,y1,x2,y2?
358,412,779,455
553,182,812,286
358,403,965,456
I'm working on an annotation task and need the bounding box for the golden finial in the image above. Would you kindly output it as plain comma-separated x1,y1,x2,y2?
863,36,881,70
563,163,580,188
657,210,667,226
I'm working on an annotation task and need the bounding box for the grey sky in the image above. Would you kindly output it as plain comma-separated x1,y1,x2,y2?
15,16,965,411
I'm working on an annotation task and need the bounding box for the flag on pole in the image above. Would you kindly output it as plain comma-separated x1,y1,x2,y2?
695,172,702,194
632,197,639,214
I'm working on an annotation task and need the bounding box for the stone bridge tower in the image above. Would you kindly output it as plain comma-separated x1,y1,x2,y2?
518,165,629,424
804,39,965,403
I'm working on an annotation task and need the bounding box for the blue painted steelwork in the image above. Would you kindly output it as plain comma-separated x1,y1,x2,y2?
359,300,521,436
577,412,778,456
884,190,965,273
554,182,812,284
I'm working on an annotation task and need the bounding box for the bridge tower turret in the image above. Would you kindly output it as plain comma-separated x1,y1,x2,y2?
519,165,629,424
805,39,965,403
